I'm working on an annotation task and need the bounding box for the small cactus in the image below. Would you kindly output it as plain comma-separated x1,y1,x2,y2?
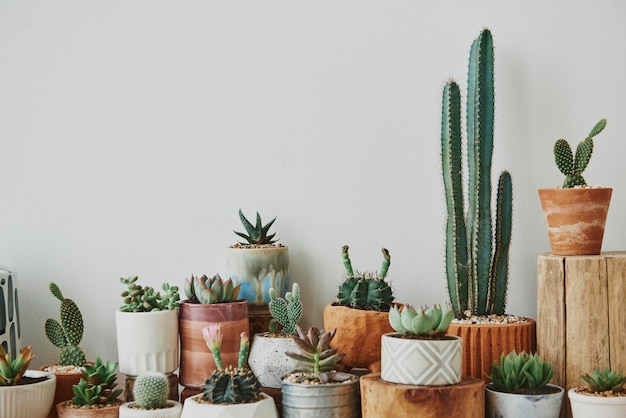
389,304,454,337
119,276,181,312
336,246,394,311
234,209,278,245
581,368,626,394
184,274,240,304
45,282,87,366
133,372,169,409
553,118,607,188
268,282,302,335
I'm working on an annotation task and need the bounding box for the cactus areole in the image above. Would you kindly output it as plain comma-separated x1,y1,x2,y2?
441,28,513,319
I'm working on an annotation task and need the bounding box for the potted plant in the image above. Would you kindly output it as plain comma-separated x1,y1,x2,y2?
323,245,396,373
42,282,89,418
538,118,611,255
116,276,181,385
120,372,183,418
248,282,302,389
56,357,123,418
0,345,56,418
440,28,536,381
0,265,21,358
485,350,564,418
226,209,289,334
282,325,359,418
179,273,249,392
180,325,278,418
568,368,626,417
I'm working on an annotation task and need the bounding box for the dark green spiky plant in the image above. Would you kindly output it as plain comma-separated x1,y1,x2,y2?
234,209,278,245
336,246,394,311
45,282,87,366
441,28,513,318
581,368,626,394
554,119,606,188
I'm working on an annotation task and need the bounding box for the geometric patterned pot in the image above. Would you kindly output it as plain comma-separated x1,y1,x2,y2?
381,333,462,385
0,265,21,355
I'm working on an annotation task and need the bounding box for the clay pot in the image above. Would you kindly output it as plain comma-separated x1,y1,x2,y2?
39,364,86,418
323,303,395,372
179,300,249,389
56,400,122,418
446,318,536,382
538,188,612,255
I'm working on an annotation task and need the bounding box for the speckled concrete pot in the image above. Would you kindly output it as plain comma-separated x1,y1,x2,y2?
248,333,298,389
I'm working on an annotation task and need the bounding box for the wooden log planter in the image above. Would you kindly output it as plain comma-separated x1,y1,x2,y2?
537,252,626,418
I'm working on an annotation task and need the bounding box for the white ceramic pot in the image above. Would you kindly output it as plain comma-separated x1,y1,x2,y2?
0,370,56,418
569,387,626,418
0,265,21,355
381,333,462,385
485,384,564,418
120,400,183,418
116,310,179,376
248,333,298,389
180,392,278,418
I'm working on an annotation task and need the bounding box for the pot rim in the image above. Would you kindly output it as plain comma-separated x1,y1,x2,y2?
486,383,564,397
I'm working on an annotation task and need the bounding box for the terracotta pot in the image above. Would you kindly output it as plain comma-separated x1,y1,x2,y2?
39,364,86,418
179,300,249,389
0,370,56,418
323,303,394,372
446,318,536,382
56,400,122,418
538,188,612,255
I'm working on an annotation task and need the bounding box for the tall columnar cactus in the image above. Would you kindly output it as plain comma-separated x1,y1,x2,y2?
45,282,87,366
336,246,394,311
554,118,606,188
268,282,302,335
441,29,513,318
133,372,169,409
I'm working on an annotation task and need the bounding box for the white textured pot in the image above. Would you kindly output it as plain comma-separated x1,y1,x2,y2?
120,400,183,418
225,246,289,305
569,387,626,418
248,333,298,389
485,384,564,418
180,392,278,418
381,333,462,385
0,370,56,418
0,265,21,355
116,310,179,376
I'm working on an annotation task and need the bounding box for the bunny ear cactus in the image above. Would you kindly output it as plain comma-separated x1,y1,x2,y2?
337,246,394,311
554,118,607,188
268,282,303,335
441,28,513,318
45,282,87,366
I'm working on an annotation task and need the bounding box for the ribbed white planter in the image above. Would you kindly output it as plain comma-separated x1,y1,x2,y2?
116,310,179,376
248,333,298,389
485,384,564,418
569,387,626,418
0,370,56,418
381,333,462,385
180,392,278,418
119,400,183,418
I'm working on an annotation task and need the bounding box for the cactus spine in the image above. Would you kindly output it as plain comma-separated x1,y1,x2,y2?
45,282,87,366
133,372,169,409
441,29,513,318
268,282,302,335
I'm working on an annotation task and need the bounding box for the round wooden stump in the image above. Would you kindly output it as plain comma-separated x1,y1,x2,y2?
360,373,484,418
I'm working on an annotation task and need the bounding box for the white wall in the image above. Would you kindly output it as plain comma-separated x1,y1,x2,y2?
1,1,625,368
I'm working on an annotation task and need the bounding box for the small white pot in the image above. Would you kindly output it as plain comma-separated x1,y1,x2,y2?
569,387,626,418
0,370,56,418
180,392,278,418
381,333,462,385
116,309,179,376
248,333,298,389
120,400,183,418
485,384,564,418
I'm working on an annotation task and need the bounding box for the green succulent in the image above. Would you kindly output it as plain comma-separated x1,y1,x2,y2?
336,246,394,311
234,209,278,245
133,372,169,409
44,282,87,367
389,304,454,337
71,357,122,407
268,282,302,335
488,351,553,393
119,276,181,312
184,274,240,304
581,368,626,393
554,118,607,188
0,345,35,386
